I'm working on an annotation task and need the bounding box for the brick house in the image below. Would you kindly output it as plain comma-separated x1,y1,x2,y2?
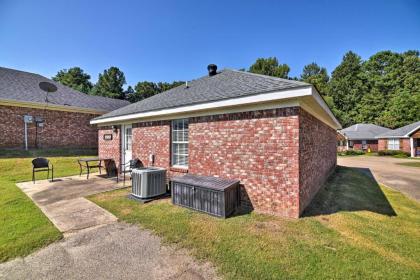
0,67,129,149
376,121,420,157
91,65,341,218
338,123,391,152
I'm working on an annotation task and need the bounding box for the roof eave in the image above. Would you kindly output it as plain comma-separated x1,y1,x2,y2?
90,86,342,130
0,97,107,115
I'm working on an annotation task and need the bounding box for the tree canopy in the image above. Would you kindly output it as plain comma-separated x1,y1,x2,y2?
127,81,184,103
328,50,420,128
51,50,419,129
300,62,330,96
248,52,419,129
249,57,290,79
91,66,127,99
52,67,93,94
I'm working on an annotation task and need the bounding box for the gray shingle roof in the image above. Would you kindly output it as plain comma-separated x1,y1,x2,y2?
340,123,391,140
376,121,420,138
0,67,130,112
94,69,310,120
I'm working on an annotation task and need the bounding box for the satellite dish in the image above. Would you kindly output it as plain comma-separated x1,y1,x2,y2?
39,81,58,93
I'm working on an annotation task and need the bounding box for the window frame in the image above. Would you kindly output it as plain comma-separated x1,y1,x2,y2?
171,119,189,168
388,138,400,150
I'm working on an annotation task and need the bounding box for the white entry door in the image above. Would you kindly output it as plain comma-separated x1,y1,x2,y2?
121,124,132,165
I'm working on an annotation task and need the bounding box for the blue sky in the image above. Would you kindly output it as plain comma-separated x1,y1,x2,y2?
0,0,419,87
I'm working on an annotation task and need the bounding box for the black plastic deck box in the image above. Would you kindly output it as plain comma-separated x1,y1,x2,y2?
171,174,240,218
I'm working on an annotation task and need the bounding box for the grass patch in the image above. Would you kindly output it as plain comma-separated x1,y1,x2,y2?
396,162,420,168
0,148,97,158
90,167,420,279
0,151,96,262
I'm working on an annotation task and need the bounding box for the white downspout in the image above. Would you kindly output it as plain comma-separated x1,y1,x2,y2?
410,137,415,157
24,121,28,151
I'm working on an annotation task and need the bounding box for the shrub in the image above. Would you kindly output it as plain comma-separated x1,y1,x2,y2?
378,150,410,158
337,150,365,156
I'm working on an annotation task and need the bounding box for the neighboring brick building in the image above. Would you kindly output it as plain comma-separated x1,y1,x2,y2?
376,121,420,157
338,123,391,152
92,65,341,218
0,67,129,149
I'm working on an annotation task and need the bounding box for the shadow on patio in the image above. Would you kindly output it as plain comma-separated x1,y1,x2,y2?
303,166,396,217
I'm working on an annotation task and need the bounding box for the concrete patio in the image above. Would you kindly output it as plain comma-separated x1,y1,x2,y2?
4,175,219,279
17,174,126,233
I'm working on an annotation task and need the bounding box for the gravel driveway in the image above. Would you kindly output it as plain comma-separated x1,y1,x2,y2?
338,156,420,201
0,223,218,280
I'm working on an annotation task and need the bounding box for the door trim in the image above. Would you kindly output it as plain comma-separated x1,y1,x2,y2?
121,124,132,165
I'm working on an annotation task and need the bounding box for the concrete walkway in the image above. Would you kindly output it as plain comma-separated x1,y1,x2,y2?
4,174,219,279
338,156,420,201
0,223,219,280
16,174,124,233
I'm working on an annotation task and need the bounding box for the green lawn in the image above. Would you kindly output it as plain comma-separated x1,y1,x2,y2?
90,167,420,279
396,162,420,168
0,149,96,262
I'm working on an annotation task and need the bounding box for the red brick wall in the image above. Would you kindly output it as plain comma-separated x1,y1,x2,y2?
100,107,336,218
98,126,121,168
352,141,379,152
188,108,301,218
401,138,411,153
378,139,387,150
378,138,410,153
299,109,337,214
132,121,172,173
0,105,98,149
368,143,379,152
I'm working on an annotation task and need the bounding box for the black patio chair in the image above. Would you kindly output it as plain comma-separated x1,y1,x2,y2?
121,159,143,185
32,157,53,183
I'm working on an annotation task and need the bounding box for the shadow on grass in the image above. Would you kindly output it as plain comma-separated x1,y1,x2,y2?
303,166,396,217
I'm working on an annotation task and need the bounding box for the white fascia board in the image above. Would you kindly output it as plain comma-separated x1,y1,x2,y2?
375,135,410,139
90,87,312,125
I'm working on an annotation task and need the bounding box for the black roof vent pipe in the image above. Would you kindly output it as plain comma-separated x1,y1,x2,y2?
207,64,217,76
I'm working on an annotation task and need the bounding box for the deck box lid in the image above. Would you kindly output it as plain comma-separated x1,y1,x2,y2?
171,174,240,191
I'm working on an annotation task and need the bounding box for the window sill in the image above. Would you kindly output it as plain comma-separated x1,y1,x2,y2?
170,166,189,173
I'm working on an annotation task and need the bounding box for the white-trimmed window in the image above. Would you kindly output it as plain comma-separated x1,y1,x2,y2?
388,138,400,150
171,119,189,167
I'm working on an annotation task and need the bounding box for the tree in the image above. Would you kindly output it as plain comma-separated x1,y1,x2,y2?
130,81,160,102
328,51,367,127
91,67,126,99
157,81,184,92
379,90,420,128
249,57,290,79
124,85,135,101
128,81,184,103
376,51,420,128
300,62,329,95
355,51,402,125
52,67,92,93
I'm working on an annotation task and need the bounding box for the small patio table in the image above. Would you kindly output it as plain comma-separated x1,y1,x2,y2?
78,157,118,180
